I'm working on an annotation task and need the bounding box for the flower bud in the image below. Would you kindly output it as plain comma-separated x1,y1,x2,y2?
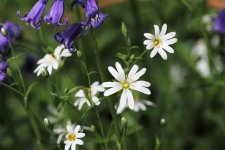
1,27,7,37
77,50,83,58
44,117,49,127
121,117,127,127
160,118,166,126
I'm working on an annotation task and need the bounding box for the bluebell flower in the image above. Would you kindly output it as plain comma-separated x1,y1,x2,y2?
17,0,48,29
71,0,85,8
213,8,225,34
0,21,22,54
44,0,68,26
55,23,83,52
0,61,7,82
82,0,108,29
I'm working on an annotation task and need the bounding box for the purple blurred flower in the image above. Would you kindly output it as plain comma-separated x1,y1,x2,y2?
17,0,48,29
44,0,68,26
55,23,83,52
0,21,22,54
22,55,37,76
213,9,225,34
82,0,108,29
71,0,85,8
0,61,7,82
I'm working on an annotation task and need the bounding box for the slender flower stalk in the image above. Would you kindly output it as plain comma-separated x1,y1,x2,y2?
102,62,151,111
143,24,177,60
17,0,48,29
44,0,68,26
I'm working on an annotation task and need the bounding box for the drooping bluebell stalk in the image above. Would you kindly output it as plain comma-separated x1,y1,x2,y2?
213,8,225,34
82,0,108,29
55,23,83,52
70,0,85,8
44,0,68,26
0,60,7,82
0,21,22,55
17,0,48,29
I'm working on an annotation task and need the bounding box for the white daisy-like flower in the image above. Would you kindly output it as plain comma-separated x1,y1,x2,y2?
143,24,177,60
64,124,85,150
102,62,151,111
74,82,105,110
116,99,155,114
34,45,72,76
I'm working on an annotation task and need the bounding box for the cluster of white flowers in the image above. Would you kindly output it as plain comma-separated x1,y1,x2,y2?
34,45,72,76
48,23,178,150
143,24,177,60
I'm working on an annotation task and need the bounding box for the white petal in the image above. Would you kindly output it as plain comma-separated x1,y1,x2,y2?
102,82,114,88
160,24,167,35
143,40,151,45
133,81,151,87
103,85,122,96
163,32,176,40
146,43,154,50
52,60,59,69
108,66,121,81
47,66,53,75
127,90,134,109
162,44,174,53
144,33,154,39
75,139,84,145
65,143,71,150
165,38,177,45
75,90,85,97
92,96,100,105
115,62,125,81
117,90,128,113
144,100,155,106
116,103,127,114
133,86,151,95
128,64,139,80
71,143,76,150
158,48,168,60
74,125,81,133
67,125,73,133
131,68,146,81
77,133,85,138
154,25,160,36
150,48,158,58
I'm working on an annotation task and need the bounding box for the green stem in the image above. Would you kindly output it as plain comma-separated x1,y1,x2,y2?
7,40,26,93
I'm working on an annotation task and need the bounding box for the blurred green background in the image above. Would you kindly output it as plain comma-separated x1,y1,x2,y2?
0,0,225,149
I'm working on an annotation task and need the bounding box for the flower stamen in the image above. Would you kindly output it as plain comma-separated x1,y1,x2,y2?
153,37,162,48
122,82,129,89
68,133,76,142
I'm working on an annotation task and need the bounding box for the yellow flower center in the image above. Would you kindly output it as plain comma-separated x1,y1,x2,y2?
153,37,162,48
122,82,129,89
68,133,76,142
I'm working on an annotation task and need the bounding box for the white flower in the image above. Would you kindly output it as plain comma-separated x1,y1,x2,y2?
64,124,85,150
116,99,155,114
74,82,105,110
34,45,72,76
102,62,151,111
143,24,177,60
192,40,210,78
